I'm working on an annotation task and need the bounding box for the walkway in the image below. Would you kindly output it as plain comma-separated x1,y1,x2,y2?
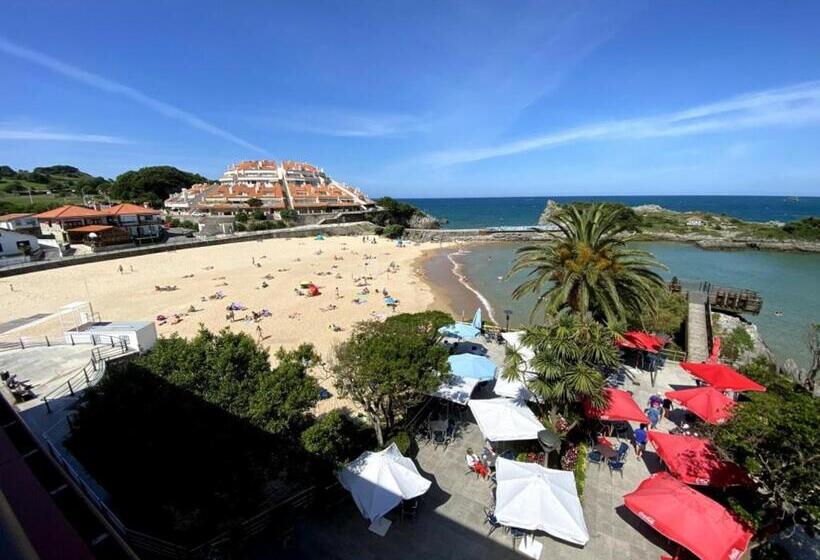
686,292,709,363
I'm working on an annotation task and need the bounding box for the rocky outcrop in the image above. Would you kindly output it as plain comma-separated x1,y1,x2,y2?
537,199,561,225
407,211,442,229
632,204,668,214
713,312,774,364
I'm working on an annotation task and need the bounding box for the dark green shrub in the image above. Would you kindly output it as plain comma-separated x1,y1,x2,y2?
384,431,412,456
234,222,247,232
382,224,405,239
374,226,384,235
301,410,355,467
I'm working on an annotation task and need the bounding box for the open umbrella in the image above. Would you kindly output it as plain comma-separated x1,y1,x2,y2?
624,472,753,560
447,353,496,381
583,388,649,423
666,387,736,424
338,443,431,523
494,458,589,545
647,432,751,487
617,331,665,352
471,307,482,330
467,398,545,441
679,362,766,392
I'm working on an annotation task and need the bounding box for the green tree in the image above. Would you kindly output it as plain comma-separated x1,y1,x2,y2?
510,203,666,323
247,197,263,208
629,286,688,336
721,325,755,364
332,311,452,446
235,211,249,223
251,208,266,221
301,410,357,467
382,224,405,239
280,208,299,224
503,311,619,421
372,197,418,226
110,166,208,206
702,357,820,534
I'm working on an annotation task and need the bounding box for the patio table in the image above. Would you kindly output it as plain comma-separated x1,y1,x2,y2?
593,443,618,460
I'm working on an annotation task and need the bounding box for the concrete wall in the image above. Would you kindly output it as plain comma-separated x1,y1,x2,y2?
0,228,40,256
0,221,377,278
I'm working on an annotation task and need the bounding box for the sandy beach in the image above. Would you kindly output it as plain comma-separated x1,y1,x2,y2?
1,235,450,413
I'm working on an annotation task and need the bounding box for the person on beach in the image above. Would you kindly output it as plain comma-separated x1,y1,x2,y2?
118,265,123,274
466,448,490,479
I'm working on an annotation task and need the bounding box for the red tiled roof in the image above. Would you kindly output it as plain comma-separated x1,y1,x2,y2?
67,225,114,233
33,205,107,220
0,213,34,221
104,203,161,216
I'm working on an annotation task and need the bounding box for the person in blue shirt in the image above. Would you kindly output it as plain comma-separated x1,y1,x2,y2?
633,424,649,460
646,406,661,429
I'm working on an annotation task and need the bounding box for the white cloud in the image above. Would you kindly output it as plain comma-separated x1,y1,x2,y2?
0,128,127,143
0,36,265,153
425,81,820,165
258,109,429,138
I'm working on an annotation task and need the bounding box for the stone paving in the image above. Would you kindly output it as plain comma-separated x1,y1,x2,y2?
284,359,701,560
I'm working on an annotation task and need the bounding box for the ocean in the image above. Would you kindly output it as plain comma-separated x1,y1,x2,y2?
404,195,820,229
412,196,820,370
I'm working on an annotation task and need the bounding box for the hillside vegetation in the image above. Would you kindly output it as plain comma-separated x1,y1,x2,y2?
0,164,208,214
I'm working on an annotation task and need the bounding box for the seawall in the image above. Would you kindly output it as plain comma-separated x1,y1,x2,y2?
0,222,377,278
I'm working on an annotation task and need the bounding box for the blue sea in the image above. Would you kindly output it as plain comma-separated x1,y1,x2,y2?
411,196,820,370
404,195,819,229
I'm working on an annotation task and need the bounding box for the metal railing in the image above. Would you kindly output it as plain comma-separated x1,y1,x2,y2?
41,338,131,412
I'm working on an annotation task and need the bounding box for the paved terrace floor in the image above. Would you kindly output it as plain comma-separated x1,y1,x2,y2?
280,359,700,560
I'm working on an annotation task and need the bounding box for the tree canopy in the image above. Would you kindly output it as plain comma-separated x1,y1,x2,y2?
503,311,619,420
332,311,452,445
371,197,419,226
67,329,321,542
510,203,666,324
110,166,208,207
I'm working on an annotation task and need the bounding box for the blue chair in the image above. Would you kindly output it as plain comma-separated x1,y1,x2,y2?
510,527,529,548
608,458,625,476
615,442,630,461
587,450,604,466
484,507,503,537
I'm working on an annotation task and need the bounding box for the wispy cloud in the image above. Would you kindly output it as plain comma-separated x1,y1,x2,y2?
0,36,265,153
257,109,429,138
0,128,127,143
425,81,820,165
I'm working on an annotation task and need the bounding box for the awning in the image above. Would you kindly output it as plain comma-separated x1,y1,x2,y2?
447,353,496,381
433,375,481,405
338,443,431,523
666,387,736,425
647,432,751,487
494,458,589,546
623,472,753,560
617,331,665,352
679,362,766,392
583,388,649,423
467,398,545,441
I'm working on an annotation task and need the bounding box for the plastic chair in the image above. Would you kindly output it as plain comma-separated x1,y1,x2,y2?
587,450,604,466
432,430,451,450
484,507,503,537
510,527,528,548
608,458,625,477
616,442,630,461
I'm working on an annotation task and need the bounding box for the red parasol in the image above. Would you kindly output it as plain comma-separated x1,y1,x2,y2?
647,432,752,487
617,331,665,352
623,472,753,560
583,388,649,423
679,362,766,392
666,387,736,424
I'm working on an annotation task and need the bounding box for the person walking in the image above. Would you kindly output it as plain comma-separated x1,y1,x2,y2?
646,406,661,430
633,424,649,460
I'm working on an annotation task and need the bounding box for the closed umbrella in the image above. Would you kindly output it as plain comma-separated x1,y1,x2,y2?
623,472,753,560
338,443,431,523
448,354,496,381
666,387,736,424
679,362,766,392
494,458,589,546
647,432,751,487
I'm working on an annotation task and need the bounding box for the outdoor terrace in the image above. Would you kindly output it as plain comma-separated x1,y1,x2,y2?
280,344,699,560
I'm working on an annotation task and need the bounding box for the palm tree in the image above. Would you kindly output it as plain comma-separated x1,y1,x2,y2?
502,311,620,420
509,203,666,324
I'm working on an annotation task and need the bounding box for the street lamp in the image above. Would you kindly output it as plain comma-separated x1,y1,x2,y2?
503,309,513,332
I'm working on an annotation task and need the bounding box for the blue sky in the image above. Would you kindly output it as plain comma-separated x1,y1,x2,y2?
1,1,820,197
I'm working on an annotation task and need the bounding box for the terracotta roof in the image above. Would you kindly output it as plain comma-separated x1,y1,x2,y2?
33,205,107,220
0,213,34,221
67,225,114,233
104,203,161,216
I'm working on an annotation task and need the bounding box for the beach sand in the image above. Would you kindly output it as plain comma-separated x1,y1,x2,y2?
1,235,449,413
